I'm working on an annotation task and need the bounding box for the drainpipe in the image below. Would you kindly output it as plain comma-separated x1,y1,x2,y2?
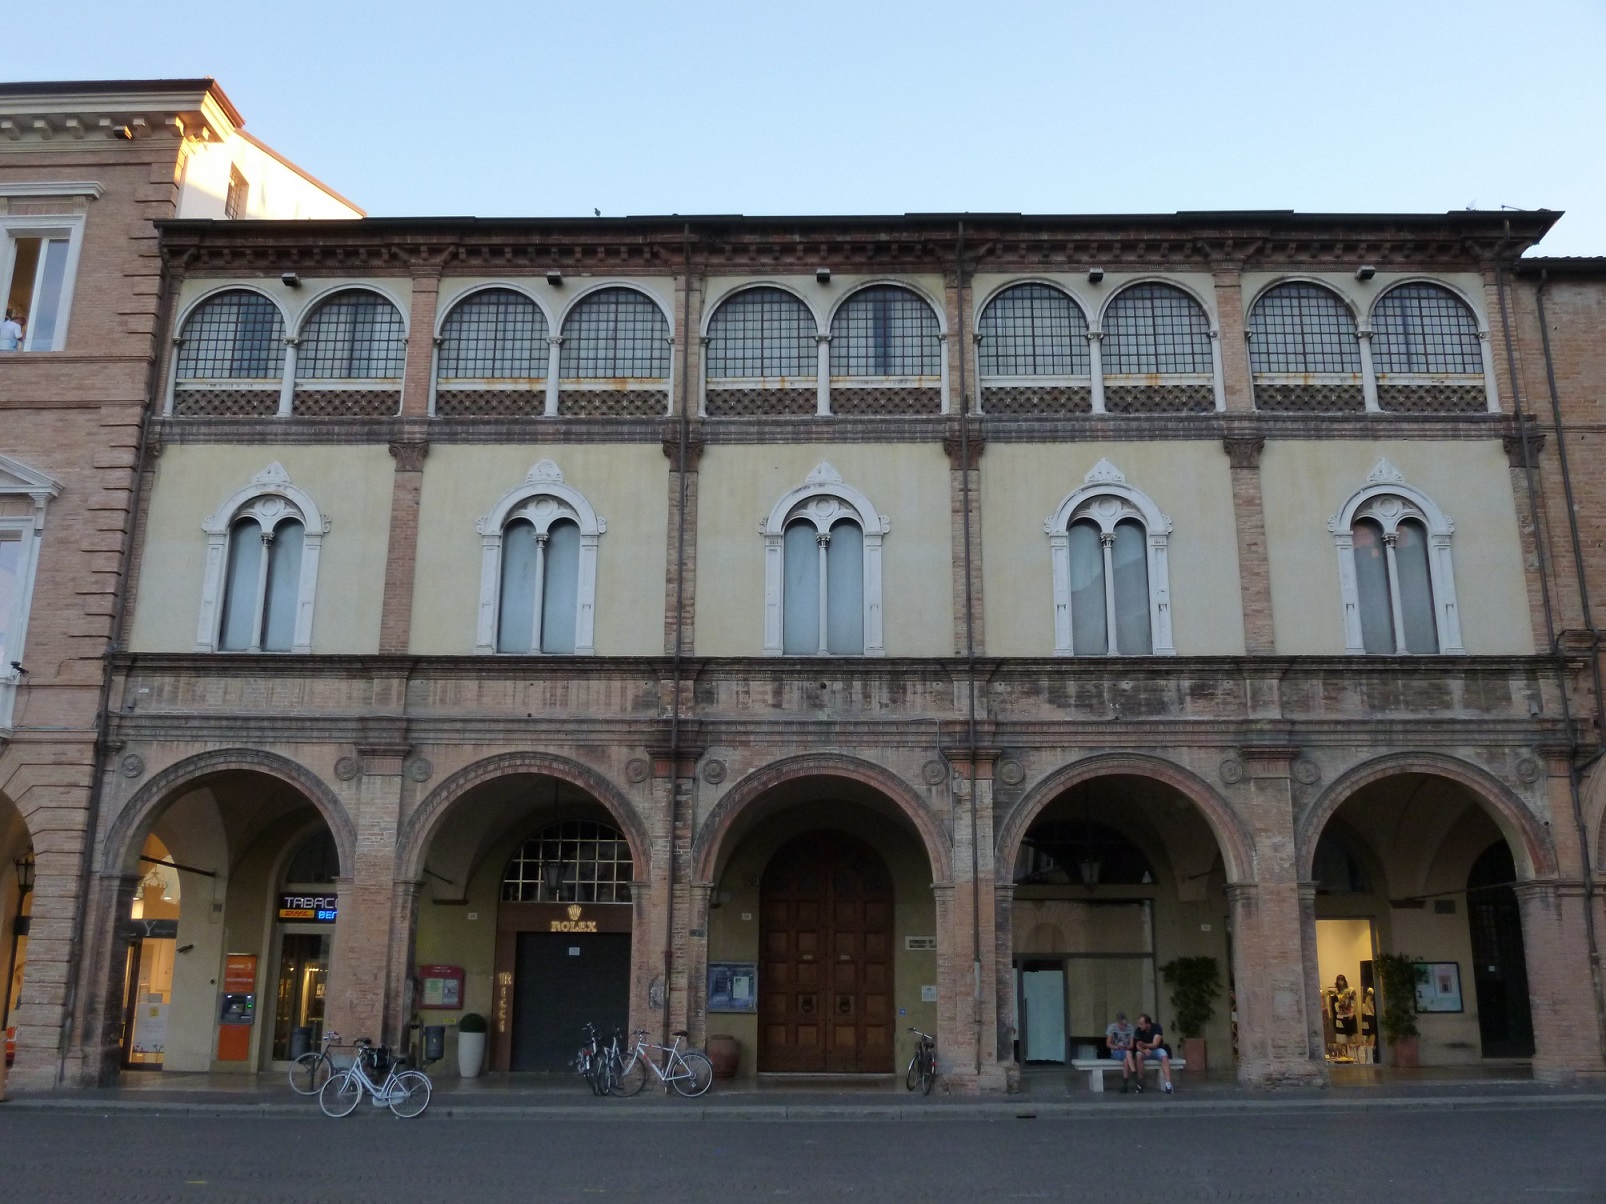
1533,269,1606,1059
955,222,983,1078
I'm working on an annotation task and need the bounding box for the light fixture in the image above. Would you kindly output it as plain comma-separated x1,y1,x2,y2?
14,854,34,894
542,858,563,897
280,271,301,288
816,267,831,284
1354,265,1376,282
546,270,564,287
1087,268,1105,284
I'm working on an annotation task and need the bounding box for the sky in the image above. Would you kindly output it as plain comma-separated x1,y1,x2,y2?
7,0,1605,254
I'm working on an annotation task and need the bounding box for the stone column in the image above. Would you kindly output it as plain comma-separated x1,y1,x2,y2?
1516,880,1606,1082
685,880,714,1045
54,865,134,1090
399,272,441,417
648,749,698,1043
378,441,428,656
1502,431,1553,656
1211,268,1254,413
1223,437,1276,655
993,880,1019,1084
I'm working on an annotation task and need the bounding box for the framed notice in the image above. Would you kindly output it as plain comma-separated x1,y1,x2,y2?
1413,961,1463,1013
707,962,757,1013
418,964,465,1010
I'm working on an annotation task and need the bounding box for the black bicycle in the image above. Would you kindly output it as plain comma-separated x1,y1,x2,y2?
905,1027,936,1095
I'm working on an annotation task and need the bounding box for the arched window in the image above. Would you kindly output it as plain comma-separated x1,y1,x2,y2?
1313,831,1371,894
197,464,328,654
283,830,340,886
830,285,940,377
295,289,407,379
476,461,603,655
762,463,888,656
1330,459,1462,655
1371,283,1482,375
559,287,670,378
1016,820,1154,887
1249,283,1360,374
502,818,633,903
1102,283,1212,375
176,290,286,380
978,283,1089,376
437,288,549,380
1046,460,1175,656
707,287,815,378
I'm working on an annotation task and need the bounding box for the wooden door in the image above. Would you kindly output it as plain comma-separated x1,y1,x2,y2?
759,831,893,1072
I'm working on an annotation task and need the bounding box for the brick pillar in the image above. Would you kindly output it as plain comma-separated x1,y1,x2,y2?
1212,268,1254,413
993,881,1019,1086
378,441,428,655
945,751,1007,1092
661,430,703,656
649,750,697,1043
324,740,408,1046
385,878,421,1051
1224,437,1276,655
945,422,985,656
1503,431,1553,655
684,879,713,1046
1517,880,1606,1082
399,274,440,417
69,870,139,1088
1230,748,1325,1086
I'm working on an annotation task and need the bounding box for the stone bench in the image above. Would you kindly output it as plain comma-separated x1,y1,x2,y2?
1069,1056,1186,1093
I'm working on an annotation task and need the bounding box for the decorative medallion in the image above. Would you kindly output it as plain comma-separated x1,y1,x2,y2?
702,758,728,784
333,756,360,782
119,753,145,779
921,759,949,786
996,758,1026,787
406,757,434,783
626,757,651,784
1292,758,1322,786
1515,755,1543,785
1218,757,1245,785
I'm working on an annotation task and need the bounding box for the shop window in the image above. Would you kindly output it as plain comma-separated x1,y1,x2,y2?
502,818,634,904
2,217,83,352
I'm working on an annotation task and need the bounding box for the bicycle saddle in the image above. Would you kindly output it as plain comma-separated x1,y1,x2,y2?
671,1029,689,1037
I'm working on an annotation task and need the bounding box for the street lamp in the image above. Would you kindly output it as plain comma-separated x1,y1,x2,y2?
14,855,34,895
542,858,564,900
3,853,34,1035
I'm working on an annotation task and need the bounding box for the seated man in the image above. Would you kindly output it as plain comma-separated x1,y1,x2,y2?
1132,1012,1174,1094
1104,1011,1136,1092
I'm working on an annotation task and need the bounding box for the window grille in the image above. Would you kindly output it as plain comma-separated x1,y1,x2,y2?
559,287,670,378
1249,283,1360,373
295,290,407,379
438,288,549,379
830,285,940,377
176,290,286,379
1102,284,1212,374
502,818,633,903
1372,284,1482,374
979,283,1089,376
707,287,815,377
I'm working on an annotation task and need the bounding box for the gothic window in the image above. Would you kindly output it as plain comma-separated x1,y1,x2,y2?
295,289,407,379
707,287,816,378
1102,283,1212,375
559,287,671,378
437,288,549,381
978,283,1089,377
829,285,940,377
1248,283,1361,374
175,289,286,380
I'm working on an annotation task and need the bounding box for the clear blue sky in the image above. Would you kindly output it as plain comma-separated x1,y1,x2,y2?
8,0,1605,254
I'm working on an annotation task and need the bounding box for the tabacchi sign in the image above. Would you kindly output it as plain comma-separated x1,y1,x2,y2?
278,893,338,923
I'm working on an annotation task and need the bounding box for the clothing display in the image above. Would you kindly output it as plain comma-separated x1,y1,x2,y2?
1324,979,1377,1063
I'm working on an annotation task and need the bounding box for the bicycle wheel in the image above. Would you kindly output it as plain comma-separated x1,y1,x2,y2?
387,1070,432,1118
671,1051,714,1098
289,1051,330,1096
920,1049,936,1096
318,1069,364,1118
611,1053,647,1097
591,1051,614,1097
905,1054,923,1092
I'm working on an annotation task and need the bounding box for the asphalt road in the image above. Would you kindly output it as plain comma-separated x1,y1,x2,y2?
2,1105,1601,1202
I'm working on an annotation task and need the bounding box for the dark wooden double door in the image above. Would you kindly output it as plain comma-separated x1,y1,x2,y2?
760,831,894,1073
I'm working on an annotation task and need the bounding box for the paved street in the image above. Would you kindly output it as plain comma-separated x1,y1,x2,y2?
1,1103,1602,1202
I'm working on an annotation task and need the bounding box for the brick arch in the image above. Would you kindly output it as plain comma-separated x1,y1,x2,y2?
995,753,1256,885
397,751,650,883
102,748,355,878
692,753,952,885
1296,751,1556,882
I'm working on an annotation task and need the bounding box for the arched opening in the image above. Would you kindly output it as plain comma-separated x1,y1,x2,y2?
1005,774,1231,1074
1307,770,1535,1069
104,769,343,1075
0,790,33,1073
409,771,644,1074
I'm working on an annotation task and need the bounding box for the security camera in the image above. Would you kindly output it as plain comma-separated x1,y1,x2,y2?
816,267,832,284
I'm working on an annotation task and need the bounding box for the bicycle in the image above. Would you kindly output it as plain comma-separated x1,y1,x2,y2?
905,1027,936,1095
318,1039,432,1118
288,1029,341,1096
610,1028,713,1098
575,1023,611,1096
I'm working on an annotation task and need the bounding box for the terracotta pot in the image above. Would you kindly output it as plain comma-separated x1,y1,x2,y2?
1181,1036,1207,1074
706,1033,740,1080
1390,1035,1419,1069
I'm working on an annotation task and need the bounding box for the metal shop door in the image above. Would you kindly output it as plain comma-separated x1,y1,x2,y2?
508,932,631,1072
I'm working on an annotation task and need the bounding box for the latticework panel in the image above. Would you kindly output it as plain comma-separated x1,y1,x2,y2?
1104,384,1215,414
831,386,943,416
435,389,547,418
291,388,400,418
172,388,280,418
558,389,668,418
705,387,818,417
1377,383,1487,414
1253,383,1366,413
981,385,1093,415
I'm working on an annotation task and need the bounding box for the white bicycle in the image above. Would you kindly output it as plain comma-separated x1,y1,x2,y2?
317,1039,432,1118
610,1028,713,1097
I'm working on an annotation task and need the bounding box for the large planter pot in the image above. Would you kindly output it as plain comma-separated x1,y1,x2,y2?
1180,1037,1207,1074
706,1034,740,1080
1389,1036,1419,1069
457,1031,487,1078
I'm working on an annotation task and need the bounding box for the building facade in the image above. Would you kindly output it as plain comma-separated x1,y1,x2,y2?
9,194,1606,1090
0,79,358,1092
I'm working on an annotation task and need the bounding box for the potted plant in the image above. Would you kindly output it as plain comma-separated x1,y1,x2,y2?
1374,954,1420,1067
457,1012,488,1078
1160,956,1221,1072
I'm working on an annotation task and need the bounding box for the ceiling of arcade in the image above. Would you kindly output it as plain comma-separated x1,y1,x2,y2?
127,771,329,879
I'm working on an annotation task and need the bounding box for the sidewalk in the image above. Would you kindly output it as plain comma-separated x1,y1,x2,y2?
5,1063,1603,1120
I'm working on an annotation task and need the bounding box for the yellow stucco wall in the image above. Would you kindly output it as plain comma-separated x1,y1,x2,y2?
409,444,669,655
981,443,1247,656
693,443,955,657
1260,440,1531,655
128,445,393,654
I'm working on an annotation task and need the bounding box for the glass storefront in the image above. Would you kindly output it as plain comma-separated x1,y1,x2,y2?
271,932,329,1060
1316,918,1377,1063
121,837,181,1068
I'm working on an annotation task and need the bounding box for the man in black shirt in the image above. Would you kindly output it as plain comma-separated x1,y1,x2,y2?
1132,1013,1174,1094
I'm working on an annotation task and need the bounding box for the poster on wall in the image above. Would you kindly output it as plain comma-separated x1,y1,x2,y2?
1413,961,1463,1013
707,962,757,1013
